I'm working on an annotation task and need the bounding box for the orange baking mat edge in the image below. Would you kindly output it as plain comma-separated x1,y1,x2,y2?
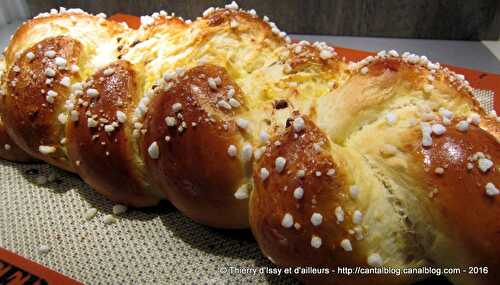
0,247,83,284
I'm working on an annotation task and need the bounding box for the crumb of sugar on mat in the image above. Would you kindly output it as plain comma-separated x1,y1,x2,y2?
38,245,50,254
112,204,128,215
103,214,117,225
84,208,98,221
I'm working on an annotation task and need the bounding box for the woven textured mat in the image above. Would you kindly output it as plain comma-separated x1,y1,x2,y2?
0,90,494,285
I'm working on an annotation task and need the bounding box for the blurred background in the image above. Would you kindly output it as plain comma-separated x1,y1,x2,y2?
1,0,499,73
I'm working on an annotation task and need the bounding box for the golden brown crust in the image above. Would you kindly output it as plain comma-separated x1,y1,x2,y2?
250,116,416,285
251,117,344,263
4,12,127,66
66,60,160,207
203,9,281,41
365,58,483,114
0,117,34,162
1,36,82,171
287,43,341,72
316,56,485,145
416,120,499,282
142,64,250,228
252,51,499,284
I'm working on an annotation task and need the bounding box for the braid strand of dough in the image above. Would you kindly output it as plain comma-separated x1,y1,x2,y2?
0,3,498,285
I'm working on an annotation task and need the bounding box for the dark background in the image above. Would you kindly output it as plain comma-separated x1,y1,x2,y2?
25,0,500,40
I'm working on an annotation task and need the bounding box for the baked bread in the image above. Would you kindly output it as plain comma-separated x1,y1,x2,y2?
0,3,498,284
0,57,33,162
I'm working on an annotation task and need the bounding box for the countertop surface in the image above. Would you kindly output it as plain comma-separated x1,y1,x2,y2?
1,20,499,74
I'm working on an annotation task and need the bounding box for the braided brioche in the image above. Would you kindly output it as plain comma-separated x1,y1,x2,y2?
0,3,498,285
0,57,33,162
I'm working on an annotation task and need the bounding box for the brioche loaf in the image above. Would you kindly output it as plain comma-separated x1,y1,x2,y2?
0,3,498,284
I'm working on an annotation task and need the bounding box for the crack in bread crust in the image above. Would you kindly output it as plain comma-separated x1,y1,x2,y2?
361,155,428,265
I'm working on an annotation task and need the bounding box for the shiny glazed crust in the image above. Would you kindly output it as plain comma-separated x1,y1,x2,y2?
0,58,33,162
0,3,498,285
